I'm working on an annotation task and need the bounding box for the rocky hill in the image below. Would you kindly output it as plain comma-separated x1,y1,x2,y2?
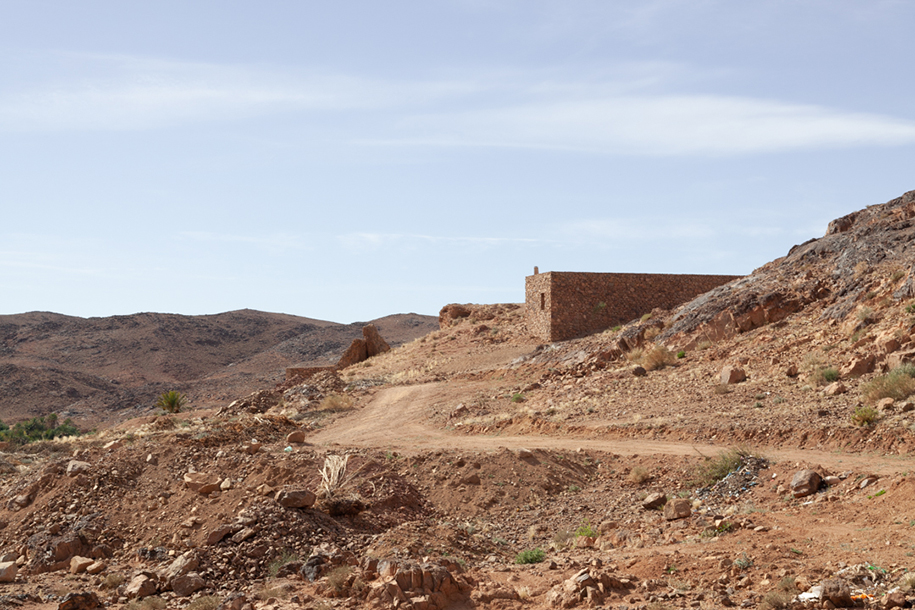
0,309,438,428
3,191,915,610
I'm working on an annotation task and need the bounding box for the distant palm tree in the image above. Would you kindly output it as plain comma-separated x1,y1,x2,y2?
155,390,186,414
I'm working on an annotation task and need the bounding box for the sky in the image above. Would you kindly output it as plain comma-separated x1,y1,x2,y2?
1,1,914,323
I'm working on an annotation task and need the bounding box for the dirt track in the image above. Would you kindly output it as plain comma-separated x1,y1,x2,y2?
311,382,915,475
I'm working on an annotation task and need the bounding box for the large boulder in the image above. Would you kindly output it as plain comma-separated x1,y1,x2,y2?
275,489,316,508
720,366,746,384
124,574,157,599
172,572,206,597
790,469,822,498
362,324,390,357
183,473,221,494
663,498,691,520
336,338,368,368
0,561,16,583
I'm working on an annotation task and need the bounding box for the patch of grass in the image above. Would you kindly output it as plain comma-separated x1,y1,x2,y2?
515,548,546,564
266,549,299,578
626,347,644,362
861,365,915,404
851,405,879,427
640,313,652,323
892,269,906,282
511,392,526,403
255,585,292,601
822,367,840,382
713,384,732,395
567,484,581,493
575,520,597,538
643,346,675,371
627,466,651,484
689,447,751,488
676,350,686,359
185,597,221,610
320,454,350,499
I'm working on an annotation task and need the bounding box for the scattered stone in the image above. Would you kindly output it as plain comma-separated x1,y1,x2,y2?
362,324,391,357
720,366,746,384
85,561,106,575
57,592,100,610
275,489,316,508
884,590,906,609
172,572,206,597
66,461,91,477
663,498,691,520
242,441,262,455
820,578,853,608
631,366,647,377
69,556,93,574
790,469,822,498
786,364,799,377
0,561,16,582
823,476,842,487
206,525,236,546
641,492,667,510
286,430,306,444
183,473,221,494
102,440,122,451
124,574,157,599
516,448,534,459
841,355,875,377
823,381,847,396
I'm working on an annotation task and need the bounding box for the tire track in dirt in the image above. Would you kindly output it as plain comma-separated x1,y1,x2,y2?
311,383,915,475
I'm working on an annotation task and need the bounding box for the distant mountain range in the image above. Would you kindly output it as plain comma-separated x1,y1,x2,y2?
0,309,438,428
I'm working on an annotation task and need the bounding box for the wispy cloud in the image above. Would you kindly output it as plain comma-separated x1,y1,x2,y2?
563,218,717,241
337,232,546,250
2,52,914,155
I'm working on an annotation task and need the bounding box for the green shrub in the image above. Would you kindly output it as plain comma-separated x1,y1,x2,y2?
575,520,597,538
511,392,526,403
155,391,186,414
851,406,879,427
515,548,546,564
676,350,686,359
822,368,840,382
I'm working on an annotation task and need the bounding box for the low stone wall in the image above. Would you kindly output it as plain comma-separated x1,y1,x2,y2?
526,271,740,342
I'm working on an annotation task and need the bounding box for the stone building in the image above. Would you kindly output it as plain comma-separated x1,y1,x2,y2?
526,269,740,342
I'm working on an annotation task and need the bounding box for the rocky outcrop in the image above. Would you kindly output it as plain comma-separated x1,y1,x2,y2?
336,325,392,369
663,190,915,346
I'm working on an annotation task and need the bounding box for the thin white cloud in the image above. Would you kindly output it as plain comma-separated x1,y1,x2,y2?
563,218,716,241
1,52,914,155
337,232,545,250
392,96,915,155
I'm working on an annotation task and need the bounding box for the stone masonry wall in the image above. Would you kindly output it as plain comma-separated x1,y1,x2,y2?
525,271,740,342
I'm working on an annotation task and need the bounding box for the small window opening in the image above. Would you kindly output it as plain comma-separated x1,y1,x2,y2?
540,293,545,311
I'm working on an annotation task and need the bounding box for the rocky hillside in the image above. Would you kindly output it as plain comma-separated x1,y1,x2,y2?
0,309,437,428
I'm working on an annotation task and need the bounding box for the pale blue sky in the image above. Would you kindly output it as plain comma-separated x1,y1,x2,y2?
2,1,913,322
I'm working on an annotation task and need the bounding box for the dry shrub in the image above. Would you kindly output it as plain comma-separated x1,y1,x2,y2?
851,406,879,427
644,326,660,340
759,589,793,610
713,384,732,395
689,447,751,488
854,261,869,278
627,466,651,484
626,347,644,362
861,365,915,404
126,597,166,610
327,566,353,593
552,529,575,550
320,454,350,498
320,394,355,412
185,597,221,610
642,346,675,371
102,573,125,589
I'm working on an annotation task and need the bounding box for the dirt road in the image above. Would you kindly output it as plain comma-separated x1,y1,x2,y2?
310,382,915,475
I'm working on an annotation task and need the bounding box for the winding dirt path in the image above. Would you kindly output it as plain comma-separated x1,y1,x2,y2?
310,382,915,475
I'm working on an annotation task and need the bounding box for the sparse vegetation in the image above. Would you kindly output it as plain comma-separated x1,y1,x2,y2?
690,447,751,488
851,405,879,427
515,548,546,564
327,565,353,593
185,596,221,610
552,529,575,549
267,549,300,578
155,390,186,414
511,392,526,403
575,520,597,538
320,394,355,412
627,465,651,484
102,573,125,590
822,367,840,382
642,346,675,371
320,454,350,499
676,350,686,359
126,597,167,610
861,365,915,404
